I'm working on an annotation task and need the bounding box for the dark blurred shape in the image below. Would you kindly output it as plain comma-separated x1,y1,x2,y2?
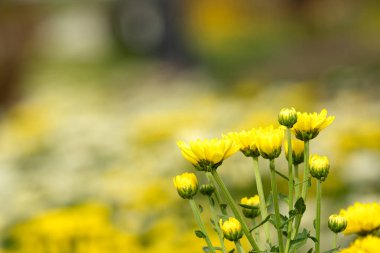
111,0,194,65
0,4,40,108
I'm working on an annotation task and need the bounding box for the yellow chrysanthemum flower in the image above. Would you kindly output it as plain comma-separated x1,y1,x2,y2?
241,195,260,207
339,202,380,235
292,109,335,141
309,154,330,181
240,196,260,218
340,235,380,253
173,172,198,199
219,217,243,241
177,138,239,171
284,139,304,165
256,125,284,159
225,129,259,157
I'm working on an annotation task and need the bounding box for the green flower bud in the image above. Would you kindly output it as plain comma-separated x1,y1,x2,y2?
278,107,298,128
199,184,215,196
328,214,347,233
309,154,330,181
173,173,198,199
219,217,243,241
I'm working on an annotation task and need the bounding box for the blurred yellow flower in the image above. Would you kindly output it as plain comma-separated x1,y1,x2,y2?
4,203,139,253
240,195,260,218
328,214,347,233
278,107,297,128
292,109,335,141
284,139,304,165
256,125,284,159
177,138,239,171
309,154,330,181
173,172,199,199
340,235,380,253
219,217,243,241
225,129,259,157
340,202,380,235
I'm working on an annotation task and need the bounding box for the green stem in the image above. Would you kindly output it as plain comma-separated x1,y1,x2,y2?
294,164,300,201
301,141,310,202
252,156,270,243
207,172,228,215
270,159,284,253
333,233,338,249
189,199,216,253
292,140,310,239
235,239,246,253
208,196,227,253
285,129,294,253
211,170,261,252
315,180,322,253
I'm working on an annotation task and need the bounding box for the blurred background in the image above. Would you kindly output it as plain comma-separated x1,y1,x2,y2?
0,0,379,252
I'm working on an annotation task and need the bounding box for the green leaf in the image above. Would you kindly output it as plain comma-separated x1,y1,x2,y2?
294,198,306,215
278,193,289,205
195,230,206,238
199,204,203,213
306,248,313,253
289,229,309,252
308,234,318,243
270,245,280,252
249,214,271,232
324,247,340,253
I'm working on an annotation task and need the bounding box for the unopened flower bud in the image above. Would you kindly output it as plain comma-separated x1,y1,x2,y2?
278,107,298,128
328,214,347,233
309,154,330,181
219,217,243,241
173,172,198,199
240,196,260,218
200,184,215,196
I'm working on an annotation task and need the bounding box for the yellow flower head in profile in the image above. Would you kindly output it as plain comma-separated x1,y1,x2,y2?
339,202,380,235
309,154,330,181
177,138,239,171
278,107,297,128
240,195,260,218
173,172,198,199
292,109,335,141
284,139,304,165
225,129,259,157
328,214,347,233
219,217,243,241
256,125,284,159
340,235,380,253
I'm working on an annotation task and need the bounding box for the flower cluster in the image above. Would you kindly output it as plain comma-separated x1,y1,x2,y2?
172,108,358,253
